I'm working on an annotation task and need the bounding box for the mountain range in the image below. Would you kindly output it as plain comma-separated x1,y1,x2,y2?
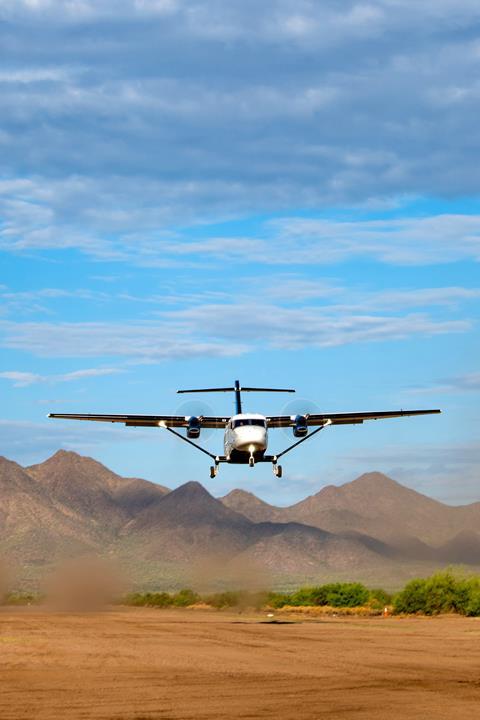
0,450,479,591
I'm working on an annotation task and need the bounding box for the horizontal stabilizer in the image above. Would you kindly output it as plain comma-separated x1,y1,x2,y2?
177,387,235,394
178,386,295,394
241,387,295,393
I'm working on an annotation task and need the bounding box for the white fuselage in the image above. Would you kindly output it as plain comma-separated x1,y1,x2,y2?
224,413,268,461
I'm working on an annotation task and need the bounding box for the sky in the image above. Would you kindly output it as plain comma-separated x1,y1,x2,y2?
0,0,479,505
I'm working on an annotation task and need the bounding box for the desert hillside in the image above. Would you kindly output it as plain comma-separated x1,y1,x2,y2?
1,451,479,590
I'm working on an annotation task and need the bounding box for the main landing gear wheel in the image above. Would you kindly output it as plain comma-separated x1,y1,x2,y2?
248,456,255,468
273,463,282,478
210,458,221,478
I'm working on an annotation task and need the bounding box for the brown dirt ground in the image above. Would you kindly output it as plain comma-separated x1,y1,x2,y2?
1,607,480,719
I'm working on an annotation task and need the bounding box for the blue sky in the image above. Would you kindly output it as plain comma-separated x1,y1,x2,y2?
0,0,479,504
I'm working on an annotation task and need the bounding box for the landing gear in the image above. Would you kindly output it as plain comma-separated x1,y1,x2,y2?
272,459,282,478
210,457,221,478
248,456,255,468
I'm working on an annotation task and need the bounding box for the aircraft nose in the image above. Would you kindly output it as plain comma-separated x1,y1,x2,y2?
233,426,267,451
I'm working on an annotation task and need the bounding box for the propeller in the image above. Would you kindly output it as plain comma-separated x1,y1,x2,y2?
279,396,322,438
174,399,216,440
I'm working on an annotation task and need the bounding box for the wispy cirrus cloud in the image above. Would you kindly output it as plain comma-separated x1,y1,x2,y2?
0,303,470,362
0,320,248,360
0,367,122,387
406,372,480,396
1,176,480,267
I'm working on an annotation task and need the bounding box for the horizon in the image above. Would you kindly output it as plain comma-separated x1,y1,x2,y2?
0,2,479,506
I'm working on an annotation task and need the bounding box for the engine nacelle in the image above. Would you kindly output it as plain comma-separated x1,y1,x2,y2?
187,416,201,439
293,414,308,437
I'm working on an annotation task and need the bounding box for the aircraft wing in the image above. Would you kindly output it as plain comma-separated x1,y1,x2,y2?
266,408,441,428
48,413,229,429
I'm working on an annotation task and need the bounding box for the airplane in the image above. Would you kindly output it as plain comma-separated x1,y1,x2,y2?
49,380,441,479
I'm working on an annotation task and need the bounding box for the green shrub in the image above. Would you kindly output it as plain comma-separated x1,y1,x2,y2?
171,588,200,607
271,583,370,608
323,583,370,608
465,588,480,616
393,571,480,616
148,592,173,607
393,578,428,614
267,591,291,608
368,588,392,609
454,577,480,615
123,591,173,607
289,586,329,606
3,592,39,606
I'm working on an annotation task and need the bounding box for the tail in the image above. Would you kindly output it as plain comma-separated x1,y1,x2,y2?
177,379,294,414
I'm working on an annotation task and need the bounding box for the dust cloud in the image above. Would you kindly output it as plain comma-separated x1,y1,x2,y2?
42,557,127,612
0,557,13,602
189,552,271,594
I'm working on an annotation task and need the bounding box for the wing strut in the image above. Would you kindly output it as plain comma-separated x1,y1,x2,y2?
274,419,332,460
161,425,218,460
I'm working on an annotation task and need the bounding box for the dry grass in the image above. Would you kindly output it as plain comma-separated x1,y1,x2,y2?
274,603,387,617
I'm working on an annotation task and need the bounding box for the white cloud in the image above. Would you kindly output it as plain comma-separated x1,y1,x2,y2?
0,371,42,386
266,215,480,265
406,372,480,396
0,320,248,360
0,68,70,84
1,2,480,220
0,367,122,387
161,303,470,349
1,174,480,267
0,298,469,362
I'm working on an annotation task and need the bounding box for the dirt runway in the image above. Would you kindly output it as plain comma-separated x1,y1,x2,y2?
1,607,479,719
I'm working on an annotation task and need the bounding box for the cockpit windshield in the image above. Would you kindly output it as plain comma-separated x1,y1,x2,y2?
233,419,266,429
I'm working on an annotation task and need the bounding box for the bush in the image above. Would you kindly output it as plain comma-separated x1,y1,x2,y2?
393,578,428,614
465,588,480,617
289,586,329,606
267,591,291,608
124,592,173,607
323,583,370,608
393,571,480,616
3,592,40,606
171,588,200,607
269,583,370,609
423,572,460,615
368,588,392,609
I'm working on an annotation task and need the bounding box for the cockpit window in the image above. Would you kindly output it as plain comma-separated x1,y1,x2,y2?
233,419,266,428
